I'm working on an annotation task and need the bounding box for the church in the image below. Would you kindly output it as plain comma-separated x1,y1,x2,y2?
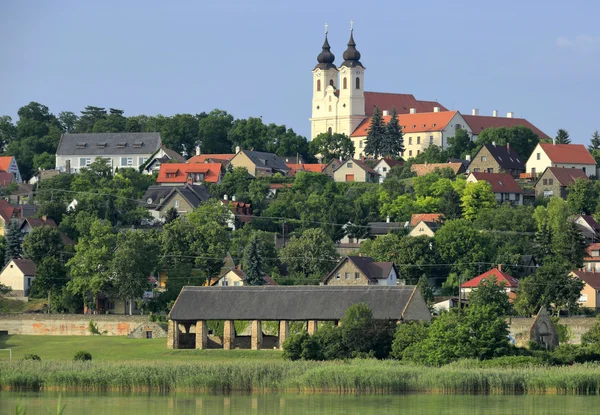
310,28,548,159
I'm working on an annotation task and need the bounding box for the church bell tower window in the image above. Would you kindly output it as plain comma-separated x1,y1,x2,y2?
343,77,348,89
355,77,360,90
317,80,321,92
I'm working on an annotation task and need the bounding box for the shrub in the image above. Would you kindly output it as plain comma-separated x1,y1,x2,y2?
581,317,600,346
73,351,92,361
22,354,41,361
282,332,308,361
551,317,572,343
391,321,429,360
544,344,600,365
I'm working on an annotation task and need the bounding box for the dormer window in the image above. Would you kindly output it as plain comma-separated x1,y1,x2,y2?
76,142,86,149
117,142,127,149
133,142,143,148
146,198,152,204
96,142,107,149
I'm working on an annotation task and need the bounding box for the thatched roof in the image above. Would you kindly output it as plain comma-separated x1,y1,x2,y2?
169,285,431,322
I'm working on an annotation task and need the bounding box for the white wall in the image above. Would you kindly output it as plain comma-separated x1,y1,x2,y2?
526,144,596,177
56,153,155,174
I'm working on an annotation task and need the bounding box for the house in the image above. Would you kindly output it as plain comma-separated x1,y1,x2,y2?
460,265,519,300
0,259,36,297
286,163,326,175
156,163,223,185
333,159,379,183
525,143,596,178
368,221,404,237
374,158,403,182
142,184,213,219
410,213,444,227
0,156,23,183
4,183,33,205
447,157,471,171
570,270,600,310
28,169,60,185
350,111,471,159
228,150,290,177
467,143,525,178
187,153,236,166
322,255,398,286
408,220,439,237
55,132,162,174
322,158,342,178
20,216,74,246
221,198,253,230
534,167,588,199
411,162,465,177
268,183,293,198
583,243,600,272
339,220,403,245
433,296,469,313
462,111,549,142
466,172,523,205
573,215,600,242
211,268,277,287
142,146,186,174
0,199,22,236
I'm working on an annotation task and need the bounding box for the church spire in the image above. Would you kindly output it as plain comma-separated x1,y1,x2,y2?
315,23,336,70
340,22,364,68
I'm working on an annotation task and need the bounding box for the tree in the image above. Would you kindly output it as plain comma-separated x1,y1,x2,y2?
242,234,265,285
447,128,475,159
435,219,493,276
588,131,600,165
163,207,179,224
461,180,496,220
391,321,429,359
22,226,64,264
417,274,434,305
555,129,571,144
364,106,385,158
439,188,462,219
381,107,404,157
476,126,540,160
566,178,598,215
197,109,234,154
58,111,78,133
0,115,17,150
4,221,22,264
468,277,512,316
111,230,160,315
279,228,338,279
308,132,355,162
27,257,66,308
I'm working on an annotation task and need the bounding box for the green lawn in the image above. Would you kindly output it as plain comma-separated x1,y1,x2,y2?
0,335,283,362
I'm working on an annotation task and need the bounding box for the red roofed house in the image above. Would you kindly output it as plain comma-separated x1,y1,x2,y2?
285,163,325,175
526,143,596,178
0,156,23,183
157,163,223,185
582,243,600,272
460,265,519,300
187,153,236,166
466,172,523,205
534,167,588,199
0,199,21,236
570,270,600,310
333,159,379,183
323,256,398,286
462,111,549,142
410,213,444,227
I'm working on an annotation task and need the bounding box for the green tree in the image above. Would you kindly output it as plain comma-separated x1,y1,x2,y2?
468,276,512,316
242,234,265,285
588,130,600,164
4,221,22,264
555,129,571,144
391,321,429,359
364,106,385,158
461,180,496,220
22,226,64,263
0,115,17,150
57,111,78,133
381,107,404,156
216,167,252,201
27,257,66,308
447,128,475,159
439,187,462,219
475,126,540,160
581,317,600,346
279,228,338,279
197,109,234,154
417,274,434,305
308,132,355,162
435,219,492,275
163,207,179,224
566,178,598,215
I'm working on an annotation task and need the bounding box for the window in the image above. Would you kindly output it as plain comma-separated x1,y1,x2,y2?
336,272,340,279
487,168,493,173
429,136,434,144
473,168,480,172
417,137,421,144
543,179,548,185
531,168,536,174
579,294,588,303
120,157,130,166
543,190,553,197
583,167,587,173
382,167,387,172
481,156,487,162
317,79,321,91
347,162,353,168
79,158,91,167
355,77,360,89
359,141,363,148
138,157,146,166
343,77,347,89
409,150,413,157
355,272,360,279
409,137,413,145
174,200,179,209
417,150,420,155
329,79,334,87
345,272,350,279
234,281,241,286
328,105,332,112
328,127,332,135
146,331,153,339
536,153,541,160
548,179,553,185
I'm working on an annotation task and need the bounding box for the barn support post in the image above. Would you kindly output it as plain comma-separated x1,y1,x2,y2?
278,320,289,350
167,320,180,349
307,320,318,335
251,320,262,350
195,320,207,349
223,320,235,350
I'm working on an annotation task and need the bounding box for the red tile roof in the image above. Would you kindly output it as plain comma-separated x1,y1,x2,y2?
469,172,523,194
543,167,588,187
571,270,600,291
462,115,549,139
410,213,444,227
539,143,596,165
187,154,235,164
0,157,15,172
364,92,447,116
157,163,223,184
0,200,16,222
269,183,293,189
285,163,325,173
351,111,458,137
0,171,14,186
411,162,465,176
461,267,519,288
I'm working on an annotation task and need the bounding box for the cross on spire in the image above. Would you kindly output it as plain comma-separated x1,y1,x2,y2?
350,19,354,31
324,22,328,34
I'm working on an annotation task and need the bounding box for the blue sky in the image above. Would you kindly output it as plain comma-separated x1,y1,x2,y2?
1,0,599,144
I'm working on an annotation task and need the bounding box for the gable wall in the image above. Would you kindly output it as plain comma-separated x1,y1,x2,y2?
324,260,371,285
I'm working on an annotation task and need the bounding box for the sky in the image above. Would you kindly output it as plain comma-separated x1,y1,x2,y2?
1,0,599,144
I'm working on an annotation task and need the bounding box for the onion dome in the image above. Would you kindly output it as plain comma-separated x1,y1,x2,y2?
340,30,364,68
315,34,336,70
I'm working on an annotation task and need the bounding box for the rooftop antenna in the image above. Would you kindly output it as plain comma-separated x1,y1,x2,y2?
350,20,354,31
324,22,328,34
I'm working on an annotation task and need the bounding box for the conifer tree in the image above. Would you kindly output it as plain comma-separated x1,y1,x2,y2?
555,129,571,144
4,221,22,265
381,107,404,157
164,207,179,224
243,234,265,286
589,130,600,151
364,106,385,158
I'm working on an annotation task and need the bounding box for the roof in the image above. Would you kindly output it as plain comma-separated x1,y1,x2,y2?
187,154,235,164
461,268,519,288
480,144,525,170
469,172,523,193
571,270,600,291
285,163,325,174
325,256,395,284
364,92,447,116
539,143,596,165
410,213,444,227
540,167,588,187
160,147,186,163
334,159,379,175
462,114,549,139
153,185,213,210
0,171,14,186
585,243,600,260
368,222,402,235
269,183,293,190
411,162,465,176
577,215,600,232
169,285,431,322
3,259,36,276
0,156,15,172
351,111,458,137
20,217,74,245
238,150,290,174
0,199,16,222
56,132,161,156
376,158,404,169
156,163,223,184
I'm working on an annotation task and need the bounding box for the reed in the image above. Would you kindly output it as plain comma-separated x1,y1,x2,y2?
1,360,600,395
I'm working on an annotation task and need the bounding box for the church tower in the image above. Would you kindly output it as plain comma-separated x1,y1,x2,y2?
337,26,366,139
310,26,340,140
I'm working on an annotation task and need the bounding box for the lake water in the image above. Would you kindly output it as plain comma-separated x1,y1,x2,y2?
0,392,597,414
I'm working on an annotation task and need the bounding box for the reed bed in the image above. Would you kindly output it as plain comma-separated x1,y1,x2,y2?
2,360,600,395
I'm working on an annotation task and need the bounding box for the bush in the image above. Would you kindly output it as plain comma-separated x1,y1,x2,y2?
544,344,600,365
22,354,41,361
282,332,308,361
73,351,92,361
581,317,600,346
551,317,572,343
391,321,429,360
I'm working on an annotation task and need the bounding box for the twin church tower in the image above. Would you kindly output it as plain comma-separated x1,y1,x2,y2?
310,26,366,140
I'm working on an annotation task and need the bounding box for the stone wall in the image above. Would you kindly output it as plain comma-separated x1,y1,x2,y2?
0,313,166,337
508,316,597,346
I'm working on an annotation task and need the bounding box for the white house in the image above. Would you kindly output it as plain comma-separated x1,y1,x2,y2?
525,143,596,178
466,172,523,205
0,259,36,297
374,158,403,183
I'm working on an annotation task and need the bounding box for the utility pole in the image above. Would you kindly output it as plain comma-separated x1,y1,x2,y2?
281,220,286,248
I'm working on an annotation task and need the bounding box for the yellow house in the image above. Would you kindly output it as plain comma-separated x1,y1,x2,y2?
333,159,379,183
570,270,600,310
211,269,277,286
0,259,36,297
322,255,398,286
228,150,290,177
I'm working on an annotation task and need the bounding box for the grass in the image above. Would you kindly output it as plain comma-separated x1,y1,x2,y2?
0,335,282,362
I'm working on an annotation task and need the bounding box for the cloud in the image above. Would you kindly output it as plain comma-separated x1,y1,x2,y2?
556,35,600,51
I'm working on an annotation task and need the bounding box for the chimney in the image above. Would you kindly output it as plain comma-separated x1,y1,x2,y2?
409,108,416,114
492,110,498,117
65,159,71,174
497,264,502,272
232,195,236,202
492,141,496,146
465,154,471,161
472,108,479,116
507,143,510,152
433,107,440,113
235,146,241,154
223,194,228,201
382,110,389,116
195,146,201,156
507,112,514,118
386,216,390,223
41,215,47,221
